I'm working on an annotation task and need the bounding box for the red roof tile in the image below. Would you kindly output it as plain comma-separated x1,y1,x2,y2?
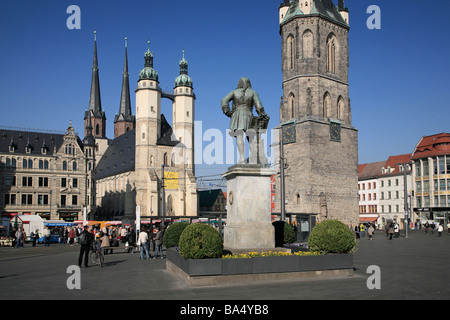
412,133,450,160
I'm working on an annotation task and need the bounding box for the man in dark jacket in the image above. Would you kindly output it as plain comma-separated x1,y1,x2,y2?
78,226,93,267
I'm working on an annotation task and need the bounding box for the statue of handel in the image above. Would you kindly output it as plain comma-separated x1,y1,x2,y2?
221,77,270,165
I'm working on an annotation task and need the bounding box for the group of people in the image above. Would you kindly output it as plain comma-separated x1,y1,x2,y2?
77,224,165,267
423,221,446,237
354,223,375,240
137,227,164,260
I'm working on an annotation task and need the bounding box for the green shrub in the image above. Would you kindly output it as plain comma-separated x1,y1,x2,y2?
179,223,223,259
308,220,356,254
272,221,296,246
163,222,189,248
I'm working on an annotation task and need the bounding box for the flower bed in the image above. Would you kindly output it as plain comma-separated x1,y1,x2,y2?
167,248,353,277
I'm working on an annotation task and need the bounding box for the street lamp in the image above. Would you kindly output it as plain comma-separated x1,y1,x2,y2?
396,161,413,238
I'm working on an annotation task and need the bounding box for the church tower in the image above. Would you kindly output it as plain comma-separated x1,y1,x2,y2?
173,50,195,172
278,0,358,226
134,42,161,217
114,38,135,138
84,31,106,139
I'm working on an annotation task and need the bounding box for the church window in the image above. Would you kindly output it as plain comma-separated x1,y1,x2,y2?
287,35,295,70
337,96,345,120
163,153,168,165
288,94,295,119
326,35,337,73
96,124,100,136
323,92,331,119
302,30,313,59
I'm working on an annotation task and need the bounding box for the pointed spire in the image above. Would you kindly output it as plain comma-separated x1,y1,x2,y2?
88,30,103,117
116,36,132,121
179,49,188,75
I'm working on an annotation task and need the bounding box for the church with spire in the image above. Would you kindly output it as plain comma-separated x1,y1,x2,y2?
85,34,198,221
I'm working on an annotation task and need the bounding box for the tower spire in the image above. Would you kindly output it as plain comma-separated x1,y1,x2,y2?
85,30,106,139
88,30,102,116
114,37,135,138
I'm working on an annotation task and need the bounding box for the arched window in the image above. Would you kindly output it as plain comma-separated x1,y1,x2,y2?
73,161,77,171
302,30,313,59
287,35,295,70
163,153,168,166
288,94,295,119
23,159,28,168
337,96,345,120
323,92,331,119
326,34,337,73
96,124,100,136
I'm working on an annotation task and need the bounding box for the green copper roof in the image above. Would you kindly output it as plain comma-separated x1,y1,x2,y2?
139,42,159,82
281,0,348,26
174,50,193,89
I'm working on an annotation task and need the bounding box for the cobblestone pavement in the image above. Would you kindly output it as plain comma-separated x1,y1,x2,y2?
0,229,449,303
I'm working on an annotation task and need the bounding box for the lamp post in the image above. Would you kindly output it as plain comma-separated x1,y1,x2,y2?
397,161,412,238
161,164,168,230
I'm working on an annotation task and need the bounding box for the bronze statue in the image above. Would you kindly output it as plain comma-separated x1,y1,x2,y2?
221,77,269,165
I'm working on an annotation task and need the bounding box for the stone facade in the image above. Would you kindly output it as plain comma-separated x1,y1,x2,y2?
0,122,95,221
276,0,359,226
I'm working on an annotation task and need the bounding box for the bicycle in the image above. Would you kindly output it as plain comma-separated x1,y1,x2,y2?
90,244,104,267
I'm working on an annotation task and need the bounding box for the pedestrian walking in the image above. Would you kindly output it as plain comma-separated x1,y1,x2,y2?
31,229,39,247
368,225,374,240
154,227,163,259
394,223,400,238
126,227,136,253
139,228,151,260
437,224,443,237
78,226,93,268
43,226,51,246
100,231,111,254
68,227,76,246
359,223,365,238
15,227,24,248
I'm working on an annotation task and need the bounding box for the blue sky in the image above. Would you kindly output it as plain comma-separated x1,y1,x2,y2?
1,0,449,179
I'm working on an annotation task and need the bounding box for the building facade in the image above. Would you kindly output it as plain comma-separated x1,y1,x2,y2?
0,122,95,221
276,0,358,226
412,133,450,226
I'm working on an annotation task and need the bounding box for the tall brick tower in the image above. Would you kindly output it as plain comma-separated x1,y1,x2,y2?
277,0,358,226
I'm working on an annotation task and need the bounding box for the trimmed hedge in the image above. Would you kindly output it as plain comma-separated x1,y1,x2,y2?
308,219,356,254
163,222,189,248
179,223,223,259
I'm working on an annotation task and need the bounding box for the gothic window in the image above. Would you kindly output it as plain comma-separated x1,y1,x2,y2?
323,92,331,119
337,96,345,120
171,153,175,167
302,30,313,59
288,94,295,119
326,34,337,73
163,153,168,165
96,124,100,136
287,35,295,70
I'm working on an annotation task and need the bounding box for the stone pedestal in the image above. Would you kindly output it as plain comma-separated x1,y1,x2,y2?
222,165,275,250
